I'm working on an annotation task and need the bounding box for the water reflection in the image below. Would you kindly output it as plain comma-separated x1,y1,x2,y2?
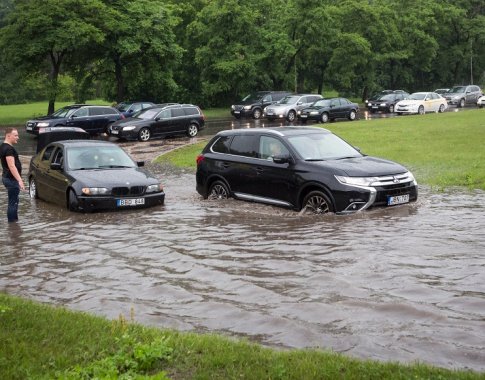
1,171,484,371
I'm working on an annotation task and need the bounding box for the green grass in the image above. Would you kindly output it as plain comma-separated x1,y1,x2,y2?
156,109,485,190
1,293,483,379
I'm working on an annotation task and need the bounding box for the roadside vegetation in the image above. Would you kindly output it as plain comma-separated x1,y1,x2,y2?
1,293,483,379
156,109,485,191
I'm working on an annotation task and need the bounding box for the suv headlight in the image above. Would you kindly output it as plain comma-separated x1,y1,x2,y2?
335,175,380,187
82,187,110,195
243,105,251,110
146,183,162,193
37,122,50,127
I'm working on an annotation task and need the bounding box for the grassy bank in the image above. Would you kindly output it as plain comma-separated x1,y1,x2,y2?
156,109,485,190
1,293,482,379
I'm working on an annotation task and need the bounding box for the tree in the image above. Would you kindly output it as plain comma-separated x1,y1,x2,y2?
0,0,106,114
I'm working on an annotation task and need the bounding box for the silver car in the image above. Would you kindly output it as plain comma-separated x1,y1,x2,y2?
444,85,482,107
264,94,323,122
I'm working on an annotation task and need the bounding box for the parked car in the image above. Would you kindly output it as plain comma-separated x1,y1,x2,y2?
434,88,450,95
196,127,418,214
395,92,448,115
444,85,482,107
115,101,155,117
298,97,359,123
366,92,409,113
108,103,205,141
264,94,323,122
477,94,485,108
26,105,124,135
364,90,393,106
28,139,165,212
231,91,291,119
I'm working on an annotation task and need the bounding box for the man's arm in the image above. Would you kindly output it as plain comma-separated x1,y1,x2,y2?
6,156,25,191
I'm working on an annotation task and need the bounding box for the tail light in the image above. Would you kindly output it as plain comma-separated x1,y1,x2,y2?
196,154,205,165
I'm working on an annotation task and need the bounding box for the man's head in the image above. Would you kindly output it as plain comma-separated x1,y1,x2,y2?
4,128,19,145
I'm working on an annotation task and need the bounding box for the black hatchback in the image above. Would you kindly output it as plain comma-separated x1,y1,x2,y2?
196,127,418,214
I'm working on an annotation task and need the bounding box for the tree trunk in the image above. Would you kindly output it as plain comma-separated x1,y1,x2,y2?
47,51,64,115
114,55,125,102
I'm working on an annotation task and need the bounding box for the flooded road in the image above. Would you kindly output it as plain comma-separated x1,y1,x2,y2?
1,117,485,372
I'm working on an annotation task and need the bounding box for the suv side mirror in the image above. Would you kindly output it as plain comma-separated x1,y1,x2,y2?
273,154,292,164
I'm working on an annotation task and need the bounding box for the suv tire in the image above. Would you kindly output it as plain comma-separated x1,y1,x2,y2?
302,191,332,214
208,180,229,200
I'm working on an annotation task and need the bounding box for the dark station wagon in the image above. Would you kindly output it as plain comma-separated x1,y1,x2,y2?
196,127,418,214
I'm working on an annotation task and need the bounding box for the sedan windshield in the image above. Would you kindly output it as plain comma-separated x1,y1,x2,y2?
287,133,362,160
409,93,427,100
313,99,332,107
278,96,300,105
67,146,136,170
52,107,78,118
135,108,162,120
115,103,130,112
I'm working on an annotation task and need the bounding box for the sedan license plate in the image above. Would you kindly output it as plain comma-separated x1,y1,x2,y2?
117,198,145,207
300,114,308,118
26,126,32,131
111,129,119,135
234,111,240,114
387,194,409,206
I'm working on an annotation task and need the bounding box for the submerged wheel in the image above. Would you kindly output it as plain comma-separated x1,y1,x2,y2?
187,123,198,137
68,189,80,212
418,105,425,115
348,110,356,120
208,180,229,200
138,127,151,142
29,177,38,199
302,191,332,214
287,110,296,122
320,112,329,123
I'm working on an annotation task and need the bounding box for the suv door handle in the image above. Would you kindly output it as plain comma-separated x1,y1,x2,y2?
221,163,230,169
255,167,264,174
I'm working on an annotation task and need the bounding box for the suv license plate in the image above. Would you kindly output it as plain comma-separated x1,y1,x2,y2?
117,198,145,207
387,194,409,206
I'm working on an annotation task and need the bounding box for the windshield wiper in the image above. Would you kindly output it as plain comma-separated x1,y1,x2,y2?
98,165,133,168
305,158,325,161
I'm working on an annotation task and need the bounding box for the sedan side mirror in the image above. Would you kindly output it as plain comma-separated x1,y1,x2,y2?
137,161,145,167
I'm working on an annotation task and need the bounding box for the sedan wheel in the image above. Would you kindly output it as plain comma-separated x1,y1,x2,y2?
389,104,394,113
68,189,80,212
187,124,198,137
302,191,332,214
29,177,38,199
287,110,296,122
252,108,262,119
320,112,329,123
418,106,425,115
208,180,229,200
138,127,151,142
348,110,356,120
438,104,445,113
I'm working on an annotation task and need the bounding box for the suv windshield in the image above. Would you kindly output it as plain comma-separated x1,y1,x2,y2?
52,107,78,118
287,133,362,160
242,93,265,102
449,86,466,93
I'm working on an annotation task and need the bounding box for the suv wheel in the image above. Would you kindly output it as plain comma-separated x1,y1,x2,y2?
302,191,332,214
138,127,151,142
287,110,296,122
459,98,465,108
187,124,198,137
208,180,229,200
252,108,262,119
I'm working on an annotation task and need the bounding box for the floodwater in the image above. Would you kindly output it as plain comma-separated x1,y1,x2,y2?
1,117,485,372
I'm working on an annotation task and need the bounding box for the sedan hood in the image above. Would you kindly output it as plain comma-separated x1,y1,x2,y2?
30,115,65,122
396,100,421,107
69,167,158,187
314,156,408,177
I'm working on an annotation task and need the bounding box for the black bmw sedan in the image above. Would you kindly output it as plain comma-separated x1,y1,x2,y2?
196,127,417,214
28,140,165,212
298,97,359,123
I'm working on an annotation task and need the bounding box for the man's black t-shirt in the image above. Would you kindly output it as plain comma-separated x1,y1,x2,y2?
0,142,22,179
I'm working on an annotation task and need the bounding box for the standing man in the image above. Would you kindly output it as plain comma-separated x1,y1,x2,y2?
1,128,25,222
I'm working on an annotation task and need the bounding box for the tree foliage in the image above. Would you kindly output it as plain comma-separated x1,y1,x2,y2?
0,0,484,109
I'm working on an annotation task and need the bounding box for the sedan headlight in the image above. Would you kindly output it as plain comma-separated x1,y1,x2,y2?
82,187,110,195
243,105,252,110
310,111,319,115
122,126,136,131
146,183,163,193
335,175,380,187
380,103,387,106
37,122,50,127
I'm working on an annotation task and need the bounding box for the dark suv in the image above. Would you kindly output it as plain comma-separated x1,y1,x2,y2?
196,127,418,214
108,103,205,141
231,91,291,119
26,105,124,135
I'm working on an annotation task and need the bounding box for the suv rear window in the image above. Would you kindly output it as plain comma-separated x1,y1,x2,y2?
211,136,232,154
171,108,185,117
229,135,257,158
184,107,200,116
